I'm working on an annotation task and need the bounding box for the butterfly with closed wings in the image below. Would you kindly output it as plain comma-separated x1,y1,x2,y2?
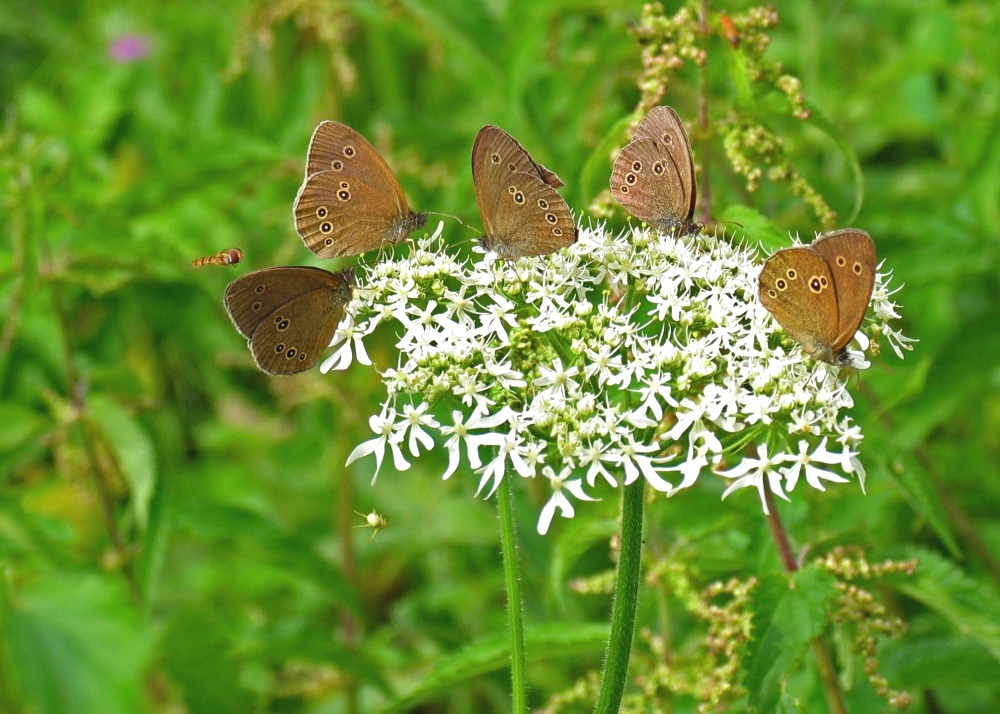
294,121,427,259
611,106,700,235
471,125,577,260
224,266,355,376
758,229,877,366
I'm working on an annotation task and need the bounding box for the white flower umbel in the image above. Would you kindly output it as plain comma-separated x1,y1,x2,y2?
334,221,911,532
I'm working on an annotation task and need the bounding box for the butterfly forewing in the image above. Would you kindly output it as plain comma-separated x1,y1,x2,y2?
611,106,697,230
810,229,877,352
305,122,408,207
758,248,840,360
224,267,354,376
295,121,426,258
472,126,564,191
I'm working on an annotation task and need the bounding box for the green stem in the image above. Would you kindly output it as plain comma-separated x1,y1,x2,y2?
496,472,527,714
594,478,645,713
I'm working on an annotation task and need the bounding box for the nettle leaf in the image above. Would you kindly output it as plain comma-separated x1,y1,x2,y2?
745,567,837,713
376,623,607,713
3,574,152,714
893,548,1000,663
882,635,1000,689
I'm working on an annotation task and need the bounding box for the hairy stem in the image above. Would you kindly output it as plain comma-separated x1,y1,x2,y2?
497,472,527,714
594,479,644,713
332,406,359,714
763,488,847,714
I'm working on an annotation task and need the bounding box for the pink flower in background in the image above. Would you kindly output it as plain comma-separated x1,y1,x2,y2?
109,34,150,63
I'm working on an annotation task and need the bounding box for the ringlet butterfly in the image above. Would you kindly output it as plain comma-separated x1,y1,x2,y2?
224,266,354,376
192,247,244,267
471,125,576,259
610,106,700,235
758,229,877,366
294,121,427,259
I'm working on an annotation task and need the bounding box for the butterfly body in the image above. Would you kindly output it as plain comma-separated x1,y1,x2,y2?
224,266,355,376
758,229,877,366
611,106,700,235
294,121,427,258
472,126,576,259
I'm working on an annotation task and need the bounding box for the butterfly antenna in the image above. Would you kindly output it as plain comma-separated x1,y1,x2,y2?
425,211,467,227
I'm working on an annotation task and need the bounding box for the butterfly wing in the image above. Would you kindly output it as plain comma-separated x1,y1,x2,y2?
294,171,405,258
477,170,575,259
304,121,410,210
758,247,840,362
612,106,697,228
810,229,877,352
472,125,564,191
224,267,353,376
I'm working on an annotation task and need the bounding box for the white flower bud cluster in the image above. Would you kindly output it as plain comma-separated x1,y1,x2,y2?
329,221,911,533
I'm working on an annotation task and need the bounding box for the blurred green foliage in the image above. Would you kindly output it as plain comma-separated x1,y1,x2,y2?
1,0,999,712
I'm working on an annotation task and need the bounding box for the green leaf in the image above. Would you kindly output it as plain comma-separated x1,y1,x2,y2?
0,402,46,454
745,568,837,713
87,396,157,532
893,548,1000,663
160,607,258,714
718,204,790,254
875,454,960,558
548,516,617,616
2,574,152,714
376,623,607,713
882,636,1000,688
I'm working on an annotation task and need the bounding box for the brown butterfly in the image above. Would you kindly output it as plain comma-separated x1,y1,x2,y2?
471,125,577,260
293,121,427,259
758,229,877,366
610,106,700,235
192,248,244,267
224,266,354,376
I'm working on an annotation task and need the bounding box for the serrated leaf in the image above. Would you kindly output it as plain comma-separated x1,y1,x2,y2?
377,623,607,713
2,574,152,714
882,636,1000,688
719,204,790,254
87,395,156,531
745,567,837,713
893,548,1000,663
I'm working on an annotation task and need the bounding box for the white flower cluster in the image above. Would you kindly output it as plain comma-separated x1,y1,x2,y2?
328,221,911,533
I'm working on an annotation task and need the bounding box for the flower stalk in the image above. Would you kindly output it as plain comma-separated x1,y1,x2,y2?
497,471,527,714
593,478,645,713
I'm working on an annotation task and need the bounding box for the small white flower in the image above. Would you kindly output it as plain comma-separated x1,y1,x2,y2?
438,410,507,480
537,466,598,535
781,439,849,491
322,313,374,373
717,443,791,514
346,409,411,484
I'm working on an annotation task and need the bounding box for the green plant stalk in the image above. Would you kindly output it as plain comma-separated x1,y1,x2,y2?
496,472,527,714
594,478,644,714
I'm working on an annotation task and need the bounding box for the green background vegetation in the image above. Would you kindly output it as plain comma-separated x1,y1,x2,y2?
1,0,999,712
